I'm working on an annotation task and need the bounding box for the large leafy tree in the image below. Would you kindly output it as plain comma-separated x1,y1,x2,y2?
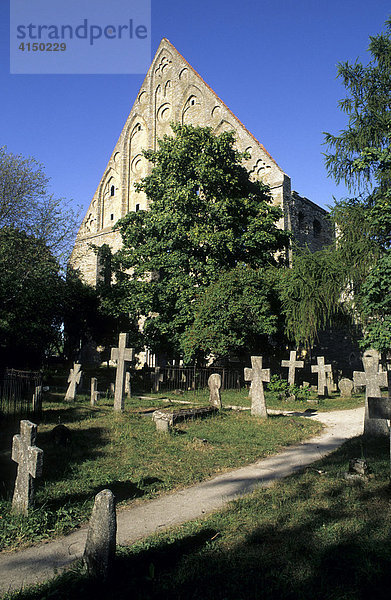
282,18,391,352
110,124,290,358
182,265,282,363
0,148,94,366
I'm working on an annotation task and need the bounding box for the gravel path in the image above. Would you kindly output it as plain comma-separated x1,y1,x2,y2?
0,407,364,596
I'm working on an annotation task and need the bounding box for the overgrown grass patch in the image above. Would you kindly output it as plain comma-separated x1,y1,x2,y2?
6,435,391,600
0,395,321,552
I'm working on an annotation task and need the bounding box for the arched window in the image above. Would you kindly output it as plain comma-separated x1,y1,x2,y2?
135,203,140,212
298,211,304,230
110,185,115,197
313,219,322,238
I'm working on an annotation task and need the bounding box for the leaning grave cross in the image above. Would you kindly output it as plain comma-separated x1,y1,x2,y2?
281,350,304,387
65,363,82,401
244,356,270,417
353,348,388,436
311,356,332,397
111,333,134,412
11,420,43,515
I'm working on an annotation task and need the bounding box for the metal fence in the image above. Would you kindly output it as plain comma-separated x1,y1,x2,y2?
142,365,243,393
0,369,42,418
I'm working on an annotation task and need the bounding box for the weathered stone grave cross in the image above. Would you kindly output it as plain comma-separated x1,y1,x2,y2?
244,356,270,417
281,350,304,386
111,333,134,412
11,420,43,515
311,357,332,396
65,363,82,401
353,348,388,435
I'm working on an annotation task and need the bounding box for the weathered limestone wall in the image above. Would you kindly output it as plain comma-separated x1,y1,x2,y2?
289,191,333,252
71,38,333,285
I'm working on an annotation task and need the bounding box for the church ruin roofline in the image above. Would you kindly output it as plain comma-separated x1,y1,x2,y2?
161,37,282,171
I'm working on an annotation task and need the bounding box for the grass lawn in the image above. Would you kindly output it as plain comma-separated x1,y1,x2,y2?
3,434,391,600
0,393,322,552
153,387,365,412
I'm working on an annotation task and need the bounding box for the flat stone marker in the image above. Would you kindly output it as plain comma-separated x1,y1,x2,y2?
11,420,43,515
65,363,82,401
208,373,222,408
281,350,304,386
90,378,99,406
353,349,388,436
339,378,354,397
152,367,164,393
111,333,134,412
83,489,116,580
244,356,270,418
311,357,332,396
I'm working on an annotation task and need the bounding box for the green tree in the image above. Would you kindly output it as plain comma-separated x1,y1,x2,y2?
282,18,391,352
110,124,290,357
0,146,80,261
0,227,63,366
182,265,282,363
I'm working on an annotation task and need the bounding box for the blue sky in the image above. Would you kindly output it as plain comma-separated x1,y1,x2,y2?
1,0,390,222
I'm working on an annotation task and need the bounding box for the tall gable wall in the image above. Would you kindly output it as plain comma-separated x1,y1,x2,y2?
71,39,332,285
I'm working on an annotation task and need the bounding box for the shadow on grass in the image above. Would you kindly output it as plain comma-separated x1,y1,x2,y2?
5,435,391,600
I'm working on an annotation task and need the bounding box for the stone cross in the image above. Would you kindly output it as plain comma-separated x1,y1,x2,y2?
65,363,82,401
111,333,134,412
90,377,99,406
152,367,164,393
353,348,388,435
208,373,222,409
311,357,332,396
281,350,304,386
244,356,270,417
11,420,43,515
83,489,117,580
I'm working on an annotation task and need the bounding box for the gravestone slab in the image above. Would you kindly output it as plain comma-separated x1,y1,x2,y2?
338,378,354,397
244,356,270,418
90,378,99,406
111,333,134,412
125,371,131,397
311,357,332,396
353,349,388,435
208,373,222,409
152,405,218,433
83,489,116,580
152,367,164,393
281,350,304,386
32,386,42,412
11,420,43,515
65,363,82,401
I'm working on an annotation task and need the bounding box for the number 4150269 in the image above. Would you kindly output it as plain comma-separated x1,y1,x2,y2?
18,42,66,51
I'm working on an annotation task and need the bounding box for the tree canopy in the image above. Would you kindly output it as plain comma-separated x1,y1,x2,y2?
282,18,391,352
108,124,290,359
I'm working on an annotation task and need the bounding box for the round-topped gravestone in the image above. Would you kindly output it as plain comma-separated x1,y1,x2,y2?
338,378,354,397
208,373,222,409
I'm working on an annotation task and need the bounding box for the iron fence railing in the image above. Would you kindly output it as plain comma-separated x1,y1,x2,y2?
0,368,42,418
